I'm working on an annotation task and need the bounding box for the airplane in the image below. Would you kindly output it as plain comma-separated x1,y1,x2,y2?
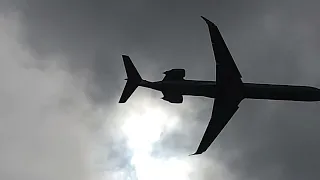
119,16,320,155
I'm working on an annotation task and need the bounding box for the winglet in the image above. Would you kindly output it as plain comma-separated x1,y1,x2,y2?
189,150,203,156
200,16,217,27
188,153,198,156
200,16,208,22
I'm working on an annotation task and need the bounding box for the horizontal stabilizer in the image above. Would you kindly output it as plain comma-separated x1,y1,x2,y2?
119,55,142,103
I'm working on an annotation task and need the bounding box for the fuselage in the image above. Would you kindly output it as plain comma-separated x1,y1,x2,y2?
140,79,320,102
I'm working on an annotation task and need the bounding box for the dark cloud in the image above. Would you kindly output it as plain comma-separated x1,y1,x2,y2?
5,0,320,180
0,12,105,180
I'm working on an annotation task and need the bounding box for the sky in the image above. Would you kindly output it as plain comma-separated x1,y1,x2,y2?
1,0,320,180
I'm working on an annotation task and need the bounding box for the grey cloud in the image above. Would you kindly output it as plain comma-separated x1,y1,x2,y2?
0,13,107,180
5,0,320,180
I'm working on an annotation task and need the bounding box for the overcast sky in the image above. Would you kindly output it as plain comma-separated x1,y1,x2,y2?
1,0,320,180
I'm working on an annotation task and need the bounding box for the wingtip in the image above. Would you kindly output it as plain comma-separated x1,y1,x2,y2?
122,55,130,60
119,96,125,103
189,151,201,156
200,16,217,27
119,98,127,103
200,16,209,22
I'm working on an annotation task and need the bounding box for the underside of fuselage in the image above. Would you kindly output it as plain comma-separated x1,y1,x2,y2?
140,79,217,98
140,79,320,102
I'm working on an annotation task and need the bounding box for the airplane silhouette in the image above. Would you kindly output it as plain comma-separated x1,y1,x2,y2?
119,16,320,155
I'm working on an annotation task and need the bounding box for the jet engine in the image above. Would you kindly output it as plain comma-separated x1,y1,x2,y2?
161,92,183,103
163,69,185,80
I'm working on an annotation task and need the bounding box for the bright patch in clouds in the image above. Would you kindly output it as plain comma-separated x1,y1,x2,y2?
122,107,178,152
121,98,193,180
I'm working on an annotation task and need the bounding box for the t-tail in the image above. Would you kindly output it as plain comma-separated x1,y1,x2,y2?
119,55,142,103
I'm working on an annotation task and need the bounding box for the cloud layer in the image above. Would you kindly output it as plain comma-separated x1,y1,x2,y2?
2,0,320,180
0,11,106,180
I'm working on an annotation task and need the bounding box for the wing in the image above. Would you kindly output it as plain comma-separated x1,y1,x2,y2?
201,16,242,86
190,17,245,155
191,94,242,155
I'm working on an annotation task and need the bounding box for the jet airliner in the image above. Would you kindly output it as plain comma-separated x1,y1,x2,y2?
119,16,320,155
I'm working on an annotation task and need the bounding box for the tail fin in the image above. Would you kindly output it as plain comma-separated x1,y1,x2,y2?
119,55,142,103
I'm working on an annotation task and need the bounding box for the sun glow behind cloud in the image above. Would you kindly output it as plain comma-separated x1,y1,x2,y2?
120,97,193,180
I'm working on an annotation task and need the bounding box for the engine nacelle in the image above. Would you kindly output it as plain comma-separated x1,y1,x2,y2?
163,69,185,79
161,93,183,103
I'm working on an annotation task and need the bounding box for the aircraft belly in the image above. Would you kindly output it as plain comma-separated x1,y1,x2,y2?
181,86,215,97
244,83,320,101
179,84,216,98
